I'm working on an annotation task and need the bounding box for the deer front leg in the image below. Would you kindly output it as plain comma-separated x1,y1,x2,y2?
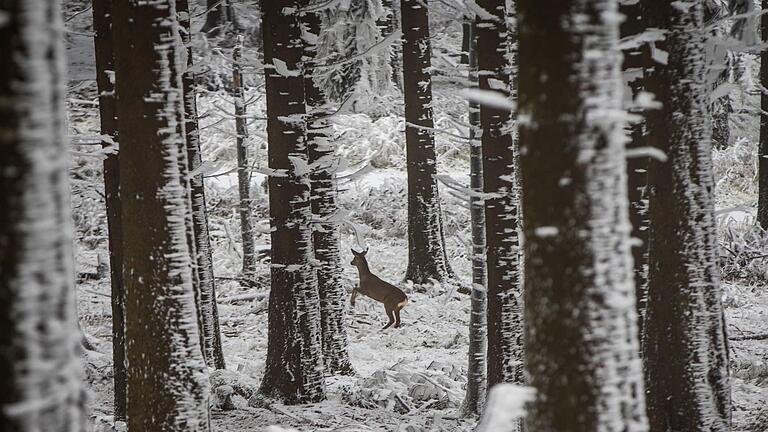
350,287,358,307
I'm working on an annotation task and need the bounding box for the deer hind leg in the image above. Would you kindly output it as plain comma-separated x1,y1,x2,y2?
382,305,395,330
394,307,401,328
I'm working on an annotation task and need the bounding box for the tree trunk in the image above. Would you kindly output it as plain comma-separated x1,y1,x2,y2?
0,0,87,429
477,0,523,388
619,0,649,341
112,1,211,430
304,10,355,376
460,20,487,417
259,0,326,404
642,2,731,431
400,0,453,284
178,0,226,371
380,0,402,90
758,0,768,229
92,0,127,420
233,43,257,279
201,0,238,37
518,0,648,431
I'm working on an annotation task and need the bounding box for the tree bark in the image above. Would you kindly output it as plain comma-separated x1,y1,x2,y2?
259,0,326,404
460,20,487,417
0,0,88,429
619,0,649,342
304,10,355,376
759,0,768,229
201,0,238,37
477,0,523,388
642,2,731,431
400,0,453,283
233,43,257,279
518,0,648,431
92,0,127,420
178,0,226,371
112,1,211,430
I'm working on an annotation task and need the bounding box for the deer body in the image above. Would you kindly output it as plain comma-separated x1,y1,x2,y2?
350,249,408,329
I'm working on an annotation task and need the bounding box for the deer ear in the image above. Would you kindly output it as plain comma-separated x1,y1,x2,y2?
351,249,358,256
362,248,368,256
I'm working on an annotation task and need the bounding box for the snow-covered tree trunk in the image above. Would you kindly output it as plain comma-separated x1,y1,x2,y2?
233,42,257,279
259,0,326,404
380,0,403,90
304,10,355,376
477,0,523,388
92,0,127,420
518,1,648,431
758,0,768,229
619,0,649,340
0,0,87,429
460,20,487,417
400,0,453,284
642,2,731,431
112,1,211,430
178,0,226,371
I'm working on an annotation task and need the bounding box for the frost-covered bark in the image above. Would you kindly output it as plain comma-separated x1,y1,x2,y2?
233,43,257,279
92,0,127,420
619,0,649,340
0,0,87,429
460,21,487,417
642,2,731,431
400,0,453,283
478,0,523,388
758,0,768,229
315,0,393,105
178,0,226,370
259,0,326,404
304,10,354,376
112,1,211,430
518,1,648,431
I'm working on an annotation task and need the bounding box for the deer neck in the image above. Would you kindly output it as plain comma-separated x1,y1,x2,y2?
355,260,372,279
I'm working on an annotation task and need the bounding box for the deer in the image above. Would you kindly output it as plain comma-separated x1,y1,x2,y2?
349,248,408,329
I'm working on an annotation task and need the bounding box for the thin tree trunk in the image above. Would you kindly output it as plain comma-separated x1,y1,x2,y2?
92,0,127,419
304,10,355,376
400,0,453,284
477,0,523,388
460,20,487,417
0,0,87,429
518,0,648,431
642,2,731,431
379,0,402,90
178,0,226,370
112,1,211,429
758,0,768,228
201,0,238,37
620,0,649,341
259,0,326,404
233,43,257,279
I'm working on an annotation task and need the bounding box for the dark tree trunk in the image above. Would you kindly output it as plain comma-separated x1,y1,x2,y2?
460,20,487,417
259,0,326,404
112,1,211,429
304,10,355,376
178,0,226,370
201,0,238,37
620,0,649,341
477,0,523,388
518,0,648,430
759,0,768,229
400,0,453,284
233,43,257,278
92,0,127,419
642,2,731,431
0,0,87,429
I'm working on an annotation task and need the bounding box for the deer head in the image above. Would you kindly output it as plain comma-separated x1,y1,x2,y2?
350,248,368,267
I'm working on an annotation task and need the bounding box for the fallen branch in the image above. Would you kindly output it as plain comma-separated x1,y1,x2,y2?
730,333,768,341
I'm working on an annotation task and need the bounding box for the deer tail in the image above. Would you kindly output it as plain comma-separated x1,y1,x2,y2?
396,298,408,310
